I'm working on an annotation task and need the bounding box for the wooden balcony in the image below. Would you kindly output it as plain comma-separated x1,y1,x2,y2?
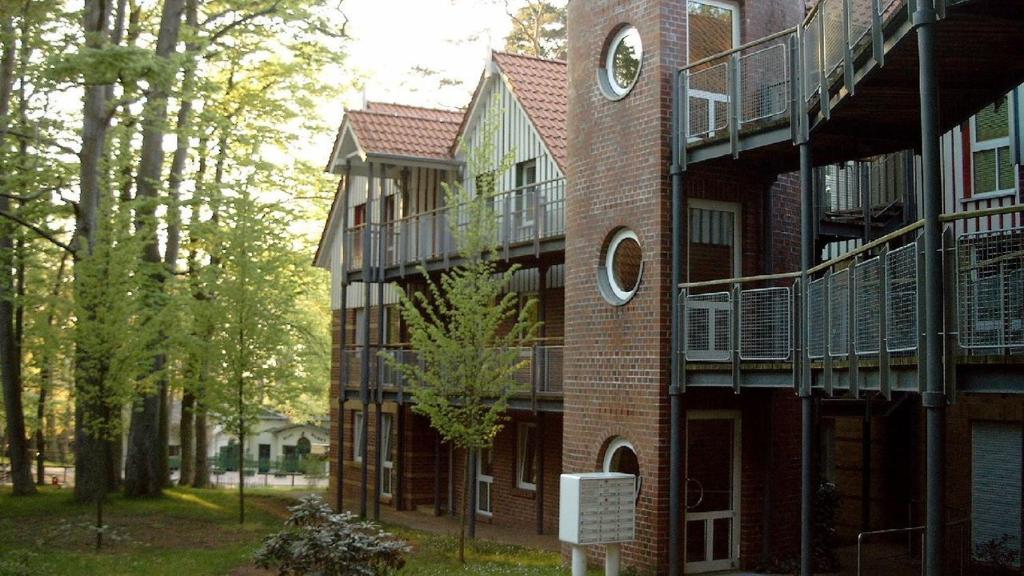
340,341,565,413
677,0,1024,171
677,206,1024,395
344,178,565,283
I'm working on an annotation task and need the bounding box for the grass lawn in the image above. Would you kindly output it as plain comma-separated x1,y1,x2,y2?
0,486,575,575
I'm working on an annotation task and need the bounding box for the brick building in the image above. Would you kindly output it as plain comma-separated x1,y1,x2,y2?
316,1,1024,574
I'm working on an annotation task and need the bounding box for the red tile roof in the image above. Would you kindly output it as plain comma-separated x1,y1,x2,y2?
347,102,463,161
492,51,568,170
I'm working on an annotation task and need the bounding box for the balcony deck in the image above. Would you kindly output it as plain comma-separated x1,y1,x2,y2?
678,207,1024,396
340,343,565,413
678,0,1024,171
345,179,565,283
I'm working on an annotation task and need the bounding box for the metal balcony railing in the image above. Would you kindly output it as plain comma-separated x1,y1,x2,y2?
819,150,913,220
344,178,565,273
678,206,1024,393
678,0,967,160
342,342,565,399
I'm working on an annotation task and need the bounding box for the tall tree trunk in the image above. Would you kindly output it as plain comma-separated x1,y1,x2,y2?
177,391,195,485
0,5,35,497
123,0,186,498
36,253,68,485
73,0,116,504
192,402,209,488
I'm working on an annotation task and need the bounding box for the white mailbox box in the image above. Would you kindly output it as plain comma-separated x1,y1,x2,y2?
559,472,636,545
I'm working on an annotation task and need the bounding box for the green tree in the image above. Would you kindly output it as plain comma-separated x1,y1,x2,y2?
385,102,540,563
503,0,567,60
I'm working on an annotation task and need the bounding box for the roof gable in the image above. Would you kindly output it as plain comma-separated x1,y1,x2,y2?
490,52,567,170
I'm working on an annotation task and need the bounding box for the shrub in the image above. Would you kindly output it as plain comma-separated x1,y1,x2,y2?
254,495,409,575
975,534,1020,573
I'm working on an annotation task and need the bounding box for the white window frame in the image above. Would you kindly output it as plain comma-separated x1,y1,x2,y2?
686,0,741,65
516,423,538,491
687,199,743,282
604,26,644,98
476,448,494,516
970,96,1019,199
685,0,741,142
380,414,394,498
514,160,538,232
352,411,364,463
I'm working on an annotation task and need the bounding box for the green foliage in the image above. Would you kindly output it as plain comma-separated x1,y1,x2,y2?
254,494,409,576
975,534,1020,571
386,99,539,454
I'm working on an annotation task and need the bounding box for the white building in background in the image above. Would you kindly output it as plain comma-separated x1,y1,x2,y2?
208,409,329,474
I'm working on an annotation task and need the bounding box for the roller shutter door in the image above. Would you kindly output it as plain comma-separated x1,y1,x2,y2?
972,421,1022,565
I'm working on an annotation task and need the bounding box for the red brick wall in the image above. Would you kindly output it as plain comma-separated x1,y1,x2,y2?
449,412,564,534
564,1,803,571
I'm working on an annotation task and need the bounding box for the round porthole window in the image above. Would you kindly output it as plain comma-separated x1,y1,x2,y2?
603,438,640,477
600,25,643,100
599,228,644,305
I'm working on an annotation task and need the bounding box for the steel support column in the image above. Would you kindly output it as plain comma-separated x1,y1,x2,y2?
915,2,946,574
374,164,387,522
668,70,685,576
337,161,352,512
360,162,374,519
799,142,815,576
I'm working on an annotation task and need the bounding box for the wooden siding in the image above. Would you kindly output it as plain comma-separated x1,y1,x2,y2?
459,71,564,197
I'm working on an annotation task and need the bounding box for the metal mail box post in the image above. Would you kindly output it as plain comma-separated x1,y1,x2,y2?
559,472,636,576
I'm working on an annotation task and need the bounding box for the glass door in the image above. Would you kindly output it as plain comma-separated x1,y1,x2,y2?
685,411,741,573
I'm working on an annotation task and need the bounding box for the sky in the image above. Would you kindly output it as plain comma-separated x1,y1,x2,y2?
338,0,528,112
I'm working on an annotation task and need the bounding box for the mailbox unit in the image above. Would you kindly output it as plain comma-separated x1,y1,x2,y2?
559,472,636,545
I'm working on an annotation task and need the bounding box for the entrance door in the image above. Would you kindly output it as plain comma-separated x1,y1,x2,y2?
685,411,741,573
258,444,271,474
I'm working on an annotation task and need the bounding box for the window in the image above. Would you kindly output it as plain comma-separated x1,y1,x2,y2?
600,228,644,305
476,448,494,516
687,1,740,63
355,309,367,346
380,414,395,498
601,26,643,100
516,423,539,490
687,200,742,285
352,411,364,463
971,95,1017,197
513,160,538,235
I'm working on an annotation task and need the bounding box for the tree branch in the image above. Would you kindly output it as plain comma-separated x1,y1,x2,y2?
0,209,75,255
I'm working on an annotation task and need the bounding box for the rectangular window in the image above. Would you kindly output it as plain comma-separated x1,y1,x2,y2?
687,200,742,285
380,414,395,498
476,448,494,516
516,423,539,490
972,95,1017,197
352,411,364,463
356,309,368,344
513,160,538,236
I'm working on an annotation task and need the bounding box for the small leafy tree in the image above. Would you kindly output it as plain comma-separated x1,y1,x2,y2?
385,99,540,563
254,494,409,576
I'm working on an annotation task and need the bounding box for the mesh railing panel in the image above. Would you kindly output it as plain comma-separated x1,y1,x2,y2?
687,63,729,139
829,269,850,357
885,242,918,352
957,229,1024,349
822,0,846,74
740,287,791,361
539,346,564,393
855,257,881,354
807,277,827,359
803,12,821,102
685,291,732,362
849,0,873,45
739,42,789,125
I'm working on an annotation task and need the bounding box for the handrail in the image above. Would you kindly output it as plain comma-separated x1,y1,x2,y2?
381,177,566,226
679,204,1024,288
680,26,798,72
856,518,968,576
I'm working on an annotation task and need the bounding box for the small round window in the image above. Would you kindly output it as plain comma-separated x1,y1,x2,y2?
603,26,643,99
599,228,643,305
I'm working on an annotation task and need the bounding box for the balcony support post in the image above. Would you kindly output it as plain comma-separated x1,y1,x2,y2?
871,0,885,68
669,69,686,576
731,283,741,393
843,0,855,95
799,141,815,576
337,160,352,512
849,256,860,398
360,161,375,520
535,411,546,535
915,2,946,574
879,246,891,400
374,164,388,522
824,268,834,396
818,8,829,121
728,53,740,158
